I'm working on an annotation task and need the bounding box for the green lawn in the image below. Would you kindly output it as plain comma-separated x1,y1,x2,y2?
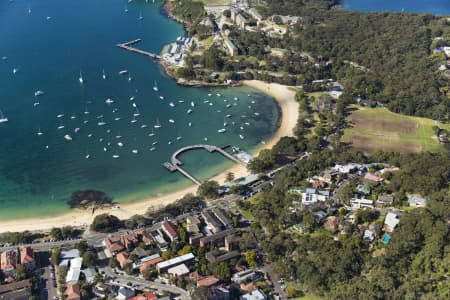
342,107,449,153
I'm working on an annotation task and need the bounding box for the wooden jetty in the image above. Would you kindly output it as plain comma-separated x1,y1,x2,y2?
116,39,161,60
165,144,248,186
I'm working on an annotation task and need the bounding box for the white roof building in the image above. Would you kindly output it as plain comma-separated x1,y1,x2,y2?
65,257,83,283
117,287,135,300
167,263,190,277
384,212,400,233
156,253,195,272
240,289,267,300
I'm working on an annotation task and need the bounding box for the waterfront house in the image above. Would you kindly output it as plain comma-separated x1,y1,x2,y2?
161,220,179,242
19,247,35,271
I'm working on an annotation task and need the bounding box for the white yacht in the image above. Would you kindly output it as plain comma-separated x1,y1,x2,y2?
97,117,107,126
64,134,73,141
138,12,143,20
169,119,175,124
36,128,43,136
102,69,107,80
130,96,136,101
149,147,156,152
79,71,84,84
148,129,155,137
117,142,124,147
169,102,175,107
133,108,140,117
188,122,192,127
159,96,165,100
141,124,148,128
132,149,139,154
153,81,158,92
187,109,193,114
112,154,120,159
119,70,128,75
12,67,18,75
34,90,45,97
154,119,161,128
85,153,91,159
190,101,195,107
105,98,114,105
239,134,245,140
218,128,227,133
74,127,80,133
130,116,138,123
0,110,8,123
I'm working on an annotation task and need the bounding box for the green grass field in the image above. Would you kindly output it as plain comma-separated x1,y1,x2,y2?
342,107,450,153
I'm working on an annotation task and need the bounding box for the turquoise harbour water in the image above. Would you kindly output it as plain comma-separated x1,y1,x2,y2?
343,0,450,15
0,0,280,220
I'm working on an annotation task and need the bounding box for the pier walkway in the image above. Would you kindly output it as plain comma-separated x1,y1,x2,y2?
116,39,161,59
163,145,248,186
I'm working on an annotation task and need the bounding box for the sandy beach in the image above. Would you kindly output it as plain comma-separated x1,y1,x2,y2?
0,81,298,233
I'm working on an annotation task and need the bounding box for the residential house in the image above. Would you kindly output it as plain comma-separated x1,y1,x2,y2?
197,275,220,287
240,288,267,300
364,173,383,184
377,194,394,206
324,216,339,231
64,283,81,300
363,229,376,242
19,247,35,271
162,220,179,242
133,254,163,272
129,292,158,300
270,48,287,57
356,184,370,195
384,212,400,233
407,195,427,207
0,249,17,276
116,252,132,268
117,286,135,300
301,188,329,205
312,210,327,223
350,198,374,209
156,253,195,273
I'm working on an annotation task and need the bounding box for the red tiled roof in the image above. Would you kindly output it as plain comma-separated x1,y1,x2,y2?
197,275,220,287
162,220,178,238
139,257,164,273
128,292,157,300
116,252,132,267
364,173,383,182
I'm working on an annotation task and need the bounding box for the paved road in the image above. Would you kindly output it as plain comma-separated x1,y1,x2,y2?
100,265,190,300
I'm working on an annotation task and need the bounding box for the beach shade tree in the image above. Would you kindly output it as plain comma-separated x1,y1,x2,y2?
197,180,220,199
90,214,122,233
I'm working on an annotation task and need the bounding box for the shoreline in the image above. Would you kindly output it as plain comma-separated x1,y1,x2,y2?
0,80,298,234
